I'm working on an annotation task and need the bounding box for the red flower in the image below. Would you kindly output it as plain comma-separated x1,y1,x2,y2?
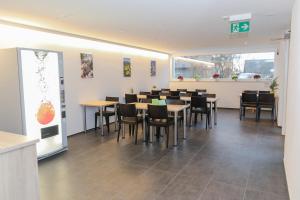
177,75,184,80
212,73,220,79
253,74,261,79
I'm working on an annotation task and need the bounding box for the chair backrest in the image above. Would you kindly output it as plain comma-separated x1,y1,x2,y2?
148,105,168,119
141,98,152,103
166,99,185,105
159,91,170,96
119,104,137,118
196,89,207,93
202,93,216,98
177,89,187,92
258,93,275,105
242,93,258,103
191,96,208,111
151,90,161,95
187,91,198,97
244,90,258,94
125,94,138,103
161,88,170,92
105,96,119,108
170,91,180,96
259,91,270,94
139,91,151,95
180,92,192,97
166,95,180,100
147,94,160,99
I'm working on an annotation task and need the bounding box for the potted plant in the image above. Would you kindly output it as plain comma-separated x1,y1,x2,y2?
253,74,261,80
270,77,279,94
177,75,184,81
231,73,238,81
212,73,220,80
129,88,134,94
194,74,201,81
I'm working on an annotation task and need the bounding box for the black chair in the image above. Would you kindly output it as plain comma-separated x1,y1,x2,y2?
159,91,170,96
166,96,180,100
257,93,275,121
240,93,258,120
117,104,142,144
161,88,170,92
141,98,152,103
244,90,258,94
125,94,138,103
259,91,270,94
139,91,151,95
177,89,187,92
196,89,207,93
147,94,160,99
151,90,161,95
190,96,210,129
95,96,119,133
147,105,173,148
179,92,192,97
187,91,198,97
170,91,180,96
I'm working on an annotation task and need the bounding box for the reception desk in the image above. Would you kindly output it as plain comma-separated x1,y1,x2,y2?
0,131,39,200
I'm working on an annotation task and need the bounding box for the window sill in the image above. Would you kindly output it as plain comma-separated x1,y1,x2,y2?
170,79,271,83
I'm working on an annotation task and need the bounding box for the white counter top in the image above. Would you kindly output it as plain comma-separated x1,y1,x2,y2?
0,131,39,154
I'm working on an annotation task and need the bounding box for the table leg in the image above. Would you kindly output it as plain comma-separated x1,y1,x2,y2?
83,106,87,133
174,111,178,146
100,107,104,136
183,108,187,140
210,102,213,128
114,104,117,132
214,101,217,125
143,110,146,142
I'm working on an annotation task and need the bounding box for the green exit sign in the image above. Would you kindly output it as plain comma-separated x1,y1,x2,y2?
231,21,250,33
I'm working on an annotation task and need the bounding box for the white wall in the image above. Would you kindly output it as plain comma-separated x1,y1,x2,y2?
284,0,300,199
274,40,290,128
170,80,270,108
0,36,170,136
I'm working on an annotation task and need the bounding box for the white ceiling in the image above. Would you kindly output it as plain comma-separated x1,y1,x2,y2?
0,0,294,55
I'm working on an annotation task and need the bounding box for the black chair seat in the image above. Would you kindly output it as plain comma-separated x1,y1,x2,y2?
241,103,257,107
122,116,143,124
148,118,174,127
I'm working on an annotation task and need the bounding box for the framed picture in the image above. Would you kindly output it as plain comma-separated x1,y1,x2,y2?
123,58,131,77
80,53,94,78
151,60,156,76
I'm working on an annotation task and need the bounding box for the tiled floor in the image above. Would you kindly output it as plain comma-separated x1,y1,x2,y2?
39,109,289,200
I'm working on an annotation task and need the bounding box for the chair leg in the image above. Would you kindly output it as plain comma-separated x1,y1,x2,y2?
201,114,203,120
117,122,121,142
165,127,169,148
194,113,197,124
105,116,110,133
243,107,246,116
95,114,98,131
129,125,132,136
189,111,192,126
240,107,242,120
132,125,135,137
135,124,138,144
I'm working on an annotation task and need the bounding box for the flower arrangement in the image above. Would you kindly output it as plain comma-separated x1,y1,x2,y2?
270,77,279,93
177,75,184,81
129,88,134,94
212,73,220,79
231,74,238,81
152,85,157,89
253,74,261,80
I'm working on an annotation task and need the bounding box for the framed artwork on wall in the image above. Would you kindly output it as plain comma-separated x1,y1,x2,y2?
80,53,94,78
123,58,131,77
151,60,156,76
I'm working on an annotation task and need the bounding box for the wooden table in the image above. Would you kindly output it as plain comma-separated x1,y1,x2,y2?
137,95,218,128
132,102,189,146
80,100,118,136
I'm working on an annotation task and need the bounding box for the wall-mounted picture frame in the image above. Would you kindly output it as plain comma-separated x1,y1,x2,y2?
151,60,156,76
80,53,94,78
123,58,131,77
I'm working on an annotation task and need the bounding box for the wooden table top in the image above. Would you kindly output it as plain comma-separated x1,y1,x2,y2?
80,100,118,107
132,102,189,112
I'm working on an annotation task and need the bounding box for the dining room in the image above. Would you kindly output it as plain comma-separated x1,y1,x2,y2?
0,0,298,199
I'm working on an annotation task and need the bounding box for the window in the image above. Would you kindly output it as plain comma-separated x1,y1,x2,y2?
173,52,275,80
